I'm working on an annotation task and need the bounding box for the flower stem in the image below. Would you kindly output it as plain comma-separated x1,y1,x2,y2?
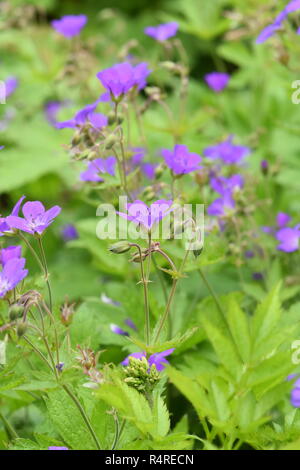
37,237,53,312
198,267,226,321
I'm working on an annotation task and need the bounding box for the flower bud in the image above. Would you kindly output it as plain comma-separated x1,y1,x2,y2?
154,163,165,180
16,321,27,338
9,304,24,321
261,159,269,176
109,241,131,254
105,134,118,150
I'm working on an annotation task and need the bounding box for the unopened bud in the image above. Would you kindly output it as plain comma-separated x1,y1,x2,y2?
105,134,118,150
16,322,27,338
9,304,24,321
155,164,165,179
261,159,269,176
87,150,98,161
71,133,81,146
109,241,131,254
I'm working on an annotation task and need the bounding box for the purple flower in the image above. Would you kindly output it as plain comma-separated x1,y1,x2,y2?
276,226,300,252
56,100,107,130
61,224,78,242
110,323,129,336
162,144,202,175
0,246,22,266
126,147,156,179
204,72,230,93
117,199,173,231
210,174,244,195
80,156,116,182
262,212,291,234
0,196,26,236
203,136,250,165
122,348,174,372
0,146,4,150
4,77,18,99
261,159,269,175
291,377,300,407
144,22,178,42
125,318,137,331
44,100,70,127
207,191,235,217
0,258,28,298
252,272,264,281
256,23,282,44
7,201,61,235
96,62,151,99
51,14,87,38
48,446,68,450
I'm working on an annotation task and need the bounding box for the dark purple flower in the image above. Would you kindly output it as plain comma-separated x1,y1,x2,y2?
7,201,61,235
162,144,202,175
80,156,116,182
0,258,28,298
210,174,244,195
0,245,22,266
61,224,78,242
203,136,250,165
244,250,254,259
122,348,174,372
276,226,300,252
204,72,230,93
110,323,129,336
96,62,151,99
51,14,87,39
56,100,107,130
207,191,235,217
144,22,178,41
117,199,173,231
48,446,68,450
55,362,65,372
0,196,26,236
4,77,18,98
252,272,264,281
124,318,137,331
261,159,269,175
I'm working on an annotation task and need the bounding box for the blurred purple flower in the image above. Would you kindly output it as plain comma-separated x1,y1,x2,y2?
4,77,18,98
101,293,121,307
144,22,178,41
56,100,107,130
80,156,116,182
0,196,26,236
0,246,22,266
291,377,300,407
44,100,70,127
204,72,230,93
162,144,202,175
262,211,291,234
117,199,173,231
0,146,4,150
210,174,244,195
0,257,28,298
207,191,235,217
276,226,300,252
256,1,300,43
97,62,151,99
125,318,137,331
7,201,61,235
204,136,250,165
110,323,129,336
61,224,78,242
51,14,87,38
252,272,264,281
256,23,282,44
122,348,174,372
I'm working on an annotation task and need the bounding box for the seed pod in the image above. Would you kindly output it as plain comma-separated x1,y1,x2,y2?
109,241,131,254
16,322,27,338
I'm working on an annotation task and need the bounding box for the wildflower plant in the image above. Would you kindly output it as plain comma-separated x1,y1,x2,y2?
0,0,300,453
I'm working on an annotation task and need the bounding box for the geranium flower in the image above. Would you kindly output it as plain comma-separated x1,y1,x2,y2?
44,100,71,127
0,257,28,298
204,72,230,93
262,212,291,234
210,174,244,195
51,14,87,38
0,246,22,266
162,144,202,175
56,101,107,130
80,157,116,182
256,0,300,44
122,348,174,372
203,136,250,165
276,226,300,252
117,199,173,231
0,196,26,236
144,22,178,41
7,201,61,235
96,62,151,99
4,77,18,99
61,224,78,242
207,191,235,217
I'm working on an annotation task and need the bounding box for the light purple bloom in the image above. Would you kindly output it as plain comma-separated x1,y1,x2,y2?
162,144,202,175
80,156,116,182
48,446,68,450
122,348,174,372
0,196,26,236
51,14,87,38
0,246,22,266
56,100,107,130
0,146,4,150
204,72,230,93
207,191,235,217
276,226,300,252
262,212,291,234
125,318,137,331
117,199,173,231
97,62,151,99
4,77,18,98
7,201,61,235
256,23,282,44
0,258,28,298
110,323,129,336
203,136,250,165
291,377,300,407
61,224,78,242
210,174,244,195
256,1,300,44
126,147,156,179
144,22,178,42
